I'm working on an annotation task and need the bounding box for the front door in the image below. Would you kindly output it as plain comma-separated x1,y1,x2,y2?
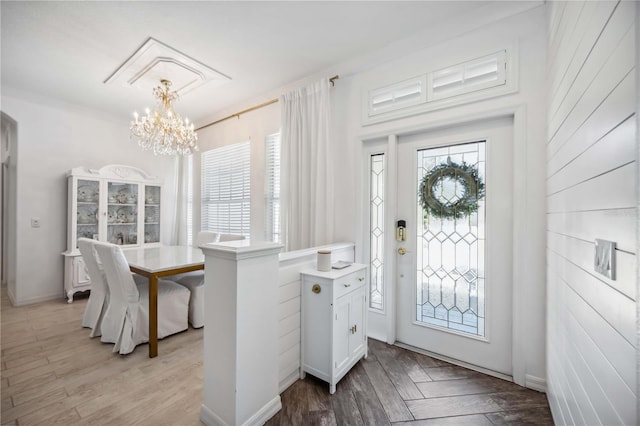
396,117,514,375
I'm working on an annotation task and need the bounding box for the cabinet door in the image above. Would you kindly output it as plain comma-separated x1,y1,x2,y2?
349,288,366,358
333,296,351,372
106,181,140,246
144,185,161,244
75,178,100,249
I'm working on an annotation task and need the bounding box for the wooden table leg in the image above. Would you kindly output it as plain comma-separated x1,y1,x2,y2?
149,274,158,358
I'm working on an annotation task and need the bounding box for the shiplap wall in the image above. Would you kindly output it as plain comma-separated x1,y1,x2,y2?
277,243,355,392
546,1,636,425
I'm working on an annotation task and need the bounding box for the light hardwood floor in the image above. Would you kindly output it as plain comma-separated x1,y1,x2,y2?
1,288,552,425
1,289,203,425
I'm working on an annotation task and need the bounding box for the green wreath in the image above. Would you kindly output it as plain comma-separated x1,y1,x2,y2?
419,159,485,220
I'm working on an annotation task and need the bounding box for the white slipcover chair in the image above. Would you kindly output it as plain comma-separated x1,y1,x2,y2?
79,238,149,342
173,232,245,328
94,241,191,355
78,238,109,339
170,231,219,328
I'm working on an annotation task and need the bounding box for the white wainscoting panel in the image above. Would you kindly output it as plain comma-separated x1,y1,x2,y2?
545,1,637,425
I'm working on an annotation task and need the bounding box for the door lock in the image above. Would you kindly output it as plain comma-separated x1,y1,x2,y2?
397,247,407,255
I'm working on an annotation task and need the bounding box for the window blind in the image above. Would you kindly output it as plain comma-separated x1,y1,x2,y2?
430,51,506,100
201,141,251,237
264,133,281,243
369,77,425,115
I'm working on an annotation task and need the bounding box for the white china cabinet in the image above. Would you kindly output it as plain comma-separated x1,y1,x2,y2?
300,264,368,394
62,165,162,302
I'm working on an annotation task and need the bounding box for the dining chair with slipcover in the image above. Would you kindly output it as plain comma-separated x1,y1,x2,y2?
94,241,191,355
78,238,111,339
172,232,245,328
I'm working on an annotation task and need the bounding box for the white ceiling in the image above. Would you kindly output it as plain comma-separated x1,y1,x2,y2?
2,1,509,125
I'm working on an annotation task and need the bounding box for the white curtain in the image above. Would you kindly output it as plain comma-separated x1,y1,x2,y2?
168,155,190,246
280,78,334,251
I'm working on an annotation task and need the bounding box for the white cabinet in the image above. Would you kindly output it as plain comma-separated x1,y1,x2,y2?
300,264,368,394
62,165,162,303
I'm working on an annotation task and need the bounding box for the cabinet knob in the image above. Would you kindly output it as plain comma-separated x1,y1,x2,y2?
358,277,364,281
344,283,351,288
350,324,358,334
311,284,321,294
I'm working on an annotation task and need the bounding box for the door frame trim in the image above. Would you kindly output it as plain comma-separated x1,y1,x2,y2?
359,104,527,386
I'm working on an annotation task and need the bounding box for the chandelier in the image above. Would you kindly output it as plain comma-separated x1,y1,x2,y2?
130,79,198,155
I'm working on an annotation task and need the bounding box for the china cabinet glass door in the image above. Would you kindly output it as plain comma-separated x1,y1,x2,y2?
76,179,100,248
144,185,161,243
107,181,139,245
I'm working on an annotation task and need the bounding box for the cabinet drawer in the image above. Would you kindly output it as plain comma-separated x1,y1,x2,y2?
334,270,366,299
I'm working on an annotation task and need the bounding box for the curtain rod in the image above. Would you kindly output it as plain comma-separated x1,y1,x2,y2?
195,75,339,131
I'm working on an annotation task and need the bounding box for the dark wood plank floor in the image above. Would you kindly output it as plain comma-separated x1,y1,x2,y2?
267,339,553,425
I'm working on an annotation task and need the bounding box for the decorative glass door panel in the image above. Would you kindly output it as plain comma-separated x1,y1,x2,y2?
76,179,100,247
144,185,161,243
415,142,485,337
369,154,385,311
107,182,139,245
396,118,513,375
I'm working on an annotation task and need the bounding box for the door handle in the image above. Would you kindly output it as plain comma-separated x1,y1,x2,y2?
397,247,407,255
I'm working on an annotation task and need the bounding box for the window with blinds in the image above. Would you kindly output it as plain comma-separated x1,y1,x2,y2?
429,51,506,101
364,50,511,124
201,141,251,237
264,133,281,243
369,76,426,116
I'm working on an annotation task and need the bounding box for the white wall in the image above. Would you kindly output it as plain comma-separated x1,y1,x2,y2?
194,104,280,242
545,1,637,425
1,90,176,305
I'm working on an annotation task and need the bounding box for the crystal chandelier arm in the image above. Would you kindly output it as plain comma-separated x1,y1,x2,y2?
130,79,198,155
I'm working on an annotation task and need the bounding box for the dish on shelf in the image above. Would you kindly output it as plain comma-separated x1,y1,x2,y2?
144,229,159,243
109,187,138,204
77,206,98,224
79,231,97,239
77,185,98,202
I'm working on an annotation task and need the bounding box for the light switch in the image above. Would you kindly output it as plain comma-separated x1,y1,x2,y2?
31,217,41,228
594,239,615,280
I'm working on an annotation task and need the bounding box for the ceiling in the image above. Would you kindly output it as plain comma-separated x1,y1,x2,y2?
2,1,503,125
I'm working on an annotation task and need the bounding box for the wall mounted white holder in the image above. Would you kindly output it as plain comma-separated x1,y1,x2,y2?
594,239,615,280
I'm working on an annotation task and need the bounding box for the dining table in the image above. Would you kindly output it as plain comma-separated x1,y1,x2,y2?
123,245,205,358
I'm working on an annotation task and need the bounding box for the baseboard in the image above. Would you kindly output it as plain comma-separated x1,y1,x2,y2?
243,395,282,426
279,370,299,394
10,292,61,306
7,285,17,305
525,374,547,392
200,396,282,426
200,404,225,426
366,329,387,343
